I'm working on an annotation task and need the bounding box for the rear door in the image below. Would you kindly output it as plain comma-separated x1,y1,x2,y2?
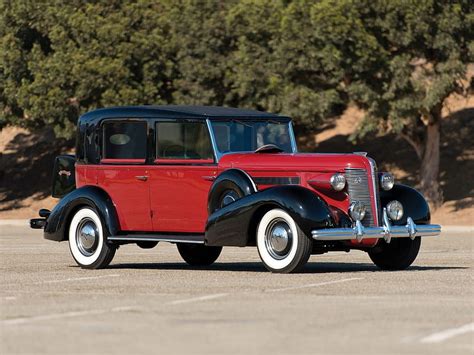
149,120,217,233
97,120,153,231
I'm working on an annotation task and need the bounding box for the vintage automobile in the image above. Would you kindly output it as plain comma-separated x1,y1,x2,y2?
30,105,441,273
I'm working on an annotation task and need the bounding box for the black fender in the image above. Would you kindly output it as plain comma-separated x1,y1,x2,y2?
380,184,431,225
44,185,120,242
208,168,257,214
205,185,335,247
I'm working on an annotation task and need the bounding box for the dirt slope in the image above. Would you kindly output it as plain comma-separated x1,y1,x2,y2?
1,96,472,225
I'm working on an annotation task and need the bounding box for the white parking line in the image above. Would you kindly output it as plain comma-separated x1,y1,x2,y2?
268,277,363,292
420,322,474,344
1,306,139,326
168,293,228,305
36,274,120,284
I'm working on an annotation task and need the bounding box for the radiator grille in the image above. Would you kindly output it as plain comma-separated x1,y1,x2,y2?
345,168,377,227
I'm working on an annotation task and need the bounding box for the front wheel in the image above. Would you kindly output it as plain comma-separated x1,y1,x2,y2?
257,209,312,273
68,207,116,269
177,244,222,266
368,237,421,270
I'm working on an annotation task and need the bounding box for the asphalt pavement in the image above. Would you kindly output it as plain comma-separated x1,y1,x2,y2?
1,223,473,354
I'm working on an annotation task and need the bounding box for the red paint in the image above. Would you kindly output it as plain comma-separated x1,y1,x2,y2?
96,165,152,231
75,152,379,247
148,165,217,232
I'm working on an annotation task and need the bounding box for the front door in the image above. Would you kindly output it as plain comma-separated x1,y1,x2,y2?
149,120,216,233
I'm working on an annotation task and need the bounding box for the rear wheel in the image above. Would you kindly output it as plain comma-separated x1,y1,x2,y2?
368,237,421,270
256,209,312,273
177,244,222,266
68,207,116,269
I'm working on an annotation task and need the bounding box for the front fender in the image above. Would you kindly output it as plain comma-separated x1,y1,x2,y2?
205,185,335,247
380,184,431,225
44,185,120,241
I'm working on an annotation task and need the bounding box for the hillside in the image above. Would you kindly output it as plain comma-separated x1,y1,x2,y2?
1,97,472,225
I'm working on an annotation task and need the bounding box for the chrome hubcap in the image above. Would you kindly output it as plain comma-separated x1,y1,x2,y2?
265,218,292,259
76,218,99,256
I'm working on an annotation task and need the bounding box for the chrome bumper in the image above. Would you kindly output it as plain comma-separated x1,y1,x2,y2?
312,208,441,243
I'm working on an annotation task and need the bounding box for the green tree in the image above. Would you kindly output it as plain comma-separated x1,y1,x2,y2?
0,0,173,137
346,0,474,205
265,0,472,205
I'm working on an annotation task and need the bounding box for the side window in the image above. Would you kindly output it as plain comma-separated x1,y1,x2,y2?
102,121,147,161
156,121,213,161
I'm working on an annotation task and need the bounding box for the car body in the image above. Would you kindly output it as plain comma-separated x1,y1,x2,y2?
30,105,441,273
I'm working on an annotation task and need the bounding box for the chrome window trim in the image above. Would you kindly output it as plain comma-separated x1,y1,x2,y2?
206,119,221,162
288,121,298,153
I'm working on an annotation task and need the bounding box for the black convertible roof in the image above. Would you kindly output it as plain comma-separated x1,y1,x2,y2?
79,105,290,124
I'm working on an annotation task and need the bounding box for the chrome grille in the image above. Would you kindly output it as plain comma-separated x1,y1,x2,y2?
345,168,376,227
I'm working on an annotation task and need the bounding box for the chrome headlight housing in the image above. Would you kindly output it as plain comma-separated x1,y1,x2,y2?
386,200,404,221
349,201,366,221
330,173,346,191
380,172,394,191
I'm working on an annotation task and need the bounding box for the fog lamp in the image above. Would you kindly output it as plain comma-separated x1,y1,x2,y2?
386,200,403,221
380,173,394,191
349,201,366,221
330,173,346,191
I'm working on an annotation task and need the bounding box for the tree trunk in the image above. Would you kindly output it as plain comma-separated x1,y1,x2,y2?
420,117,442,208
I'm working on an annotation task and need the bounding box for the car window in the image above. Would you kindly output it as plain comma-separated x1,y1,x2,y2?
102,121,147,160
211,120,293,153
156,121,213,160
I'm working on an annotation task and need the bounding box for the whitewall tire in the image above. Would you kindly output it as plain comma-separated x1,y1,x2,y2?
256,209,312,273
68,207,116,269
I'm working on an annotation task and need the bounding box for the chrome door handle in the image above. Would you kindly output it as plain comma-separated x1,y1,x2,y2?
135,175,148,181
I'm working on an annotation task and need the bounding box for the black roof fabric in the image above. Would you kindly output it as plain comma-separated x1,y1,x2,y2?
79,105,288,124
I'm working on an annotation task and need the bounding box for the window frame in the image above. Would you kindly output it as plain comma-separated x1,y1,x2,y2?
154,118,216,165
100,118,150,165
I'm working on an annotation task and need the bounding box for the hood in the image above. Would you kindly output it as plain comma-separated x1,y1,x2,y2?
218,152,373,173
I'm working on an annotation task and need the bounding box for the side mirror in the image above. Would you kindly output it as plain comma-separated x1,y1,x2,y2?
51,155,76,198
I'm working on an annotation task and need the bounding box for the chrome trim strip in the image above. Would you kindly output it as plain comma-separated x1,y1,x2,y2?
108,234,205,244
367,157,380,226
253,177,300,185
234,168,258,192
312,210,441,242
206,119,221,162
288,121,298,153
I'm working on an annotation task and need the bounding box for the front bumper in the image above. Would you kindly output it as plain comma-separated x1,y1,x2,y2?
312,208,441,243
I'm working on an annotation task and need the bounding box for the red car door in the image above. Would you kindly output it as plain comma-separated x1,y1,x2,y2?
96,120,153,231
97,166,152,231
149,120,216,233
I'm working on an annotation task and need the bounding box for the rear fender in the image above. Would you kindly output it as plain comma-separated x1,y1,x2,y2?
44,185,119,241
205,185,335,246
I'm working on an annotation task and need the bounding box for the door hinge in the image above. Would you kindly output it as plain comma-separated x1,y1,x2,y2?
150,210,154,219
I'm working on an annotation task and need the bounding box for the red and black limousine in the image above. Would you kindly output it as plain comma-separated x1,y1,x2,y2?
30,106,441,273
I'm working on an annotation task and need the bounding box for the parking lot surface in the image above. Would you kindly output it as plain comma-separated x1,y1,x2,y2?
1,224,473,354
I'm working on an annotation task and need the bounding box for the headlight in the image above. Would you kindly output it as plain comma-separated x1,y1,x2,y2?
386,200,403,221
380,173,394,191
349,201,366,221
330,173,346,191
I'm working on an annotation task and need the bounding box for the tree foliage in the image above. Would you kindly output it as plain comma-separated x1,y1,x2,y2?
1,0,473,204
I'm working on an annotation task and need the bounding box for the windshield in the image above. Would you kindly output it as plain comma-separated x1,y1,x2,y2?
210,120,294,156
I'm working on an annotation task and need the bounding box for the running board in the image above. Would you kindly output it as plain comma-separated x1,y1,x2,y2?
108,234,205,244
